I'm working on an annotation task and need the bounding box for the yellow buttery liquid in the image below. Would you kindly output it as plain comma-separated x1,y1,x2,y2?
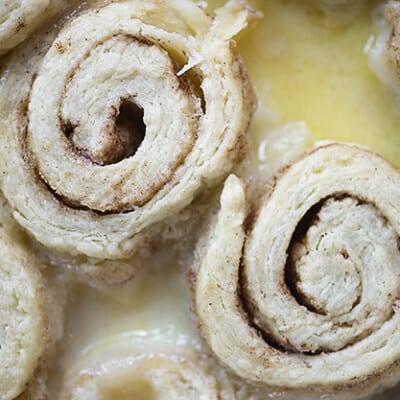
242,0,400,165
53,1,400,398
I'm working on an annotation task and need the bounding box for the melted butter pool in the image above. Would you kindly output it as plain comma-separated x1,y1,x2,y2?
240,0,400,166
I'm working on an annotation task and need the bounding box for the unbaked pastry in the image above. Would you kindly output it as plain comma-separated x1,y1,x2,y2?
194,144,400,399
0,0,257,263
58,329,253,400
0,198,64,400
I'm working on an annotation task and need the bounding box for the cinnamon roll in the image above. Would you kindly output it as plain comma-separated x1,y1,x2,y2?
0,0,257,261
0,198,64,400
194,144,400,399
58,329,241,400
0,0,66,54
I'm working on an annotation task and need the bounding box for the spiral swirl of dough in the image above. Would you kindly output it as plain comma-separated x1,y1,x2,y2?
0,0,257,260
0,0,65,54
58,330,242,400
194,144,400,399
0,199,63,400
